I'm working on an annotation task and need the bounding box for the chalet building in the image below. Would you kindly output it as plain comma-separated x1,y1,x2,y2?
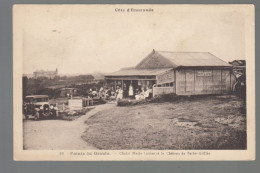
105,49,234,97
33,68,58,79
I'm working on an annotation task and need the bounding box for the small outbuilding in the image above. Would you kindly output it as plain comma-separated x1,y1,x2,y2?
105,49,233,97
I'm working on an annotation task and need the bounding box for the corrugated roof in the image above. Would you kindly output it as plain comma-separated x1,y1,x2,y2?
156,51,231,67
106,50,231,77
105,68,172,77
25,95,49,98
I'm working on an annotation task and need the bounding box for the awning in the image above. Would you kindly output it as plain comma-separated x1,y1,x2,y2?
105,68,173,77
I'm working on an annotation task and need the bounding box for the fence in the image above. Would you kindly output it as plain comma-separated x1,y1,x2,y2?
53,98,95,112
153,85,175,97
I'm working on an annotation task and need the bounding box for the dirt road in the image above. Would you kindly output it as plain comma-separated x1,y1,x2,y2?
23,103,116,150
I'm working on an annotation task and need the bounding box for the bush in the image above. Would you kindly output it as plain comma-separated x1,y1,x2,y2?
97,98,107,105
117,93,178,107
117,94,236,107
150,93,178,103
117,99,148,106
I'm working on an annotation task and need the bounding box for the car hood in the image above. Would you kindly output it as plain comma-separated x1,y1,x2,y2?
34,102,49,106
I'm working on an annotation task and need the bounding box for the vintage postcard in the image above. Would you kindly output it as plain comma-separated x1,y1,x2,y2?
13,4,255,161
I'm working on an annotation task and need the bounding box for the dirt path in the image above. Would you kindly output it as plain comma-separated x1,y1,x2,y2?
23,103,116,150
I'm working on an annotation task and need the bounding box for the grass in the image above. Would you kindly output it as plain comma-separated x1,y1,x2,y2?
82,95,246,150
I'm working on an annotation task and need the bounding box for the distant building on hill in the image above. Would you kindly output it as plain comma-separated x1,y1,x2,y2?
33,68,58,79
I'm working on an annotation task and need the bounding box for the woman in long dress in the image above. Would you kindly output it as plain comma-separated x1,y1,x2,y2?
129,84,133,98
116,87,123,101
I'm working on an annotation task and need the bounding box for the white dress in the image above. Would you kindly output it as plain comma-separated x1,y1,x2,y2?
129,86,133,96
117,89,123,100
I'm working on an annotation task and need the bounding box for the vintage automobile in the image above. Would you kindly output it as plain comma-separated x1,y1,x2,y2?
23,95,58,120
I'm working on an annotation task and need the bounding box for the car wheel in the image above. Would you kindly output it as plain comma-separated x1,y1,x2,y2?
34,112,40,121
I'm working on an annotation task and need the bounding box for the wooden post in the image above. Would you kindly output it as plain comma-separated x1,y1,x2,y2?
230,69,232,93
174,70,176,94
184,69,186,95
114,80,116,90
220,69,222,94
194,69,196,95
121,80,124,98
212,69,214,94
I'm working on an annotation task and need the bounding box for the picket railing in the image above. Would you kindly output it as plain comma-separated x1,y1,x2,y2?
153,85,175,97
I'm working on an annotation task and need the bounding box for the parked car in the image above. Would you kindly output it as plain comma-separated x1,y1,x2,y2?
23,95,58,120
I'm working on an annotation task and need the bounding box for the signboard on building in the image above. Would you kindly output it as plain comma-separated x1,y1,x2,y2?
157,70,174,85
68,99,83,110
197,70,212,77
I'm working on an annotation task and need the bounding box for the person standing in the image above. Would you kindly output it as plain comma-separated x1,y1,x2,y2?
116,87,123,101
129,84,133,98
88,89,93,98
99,87,103,97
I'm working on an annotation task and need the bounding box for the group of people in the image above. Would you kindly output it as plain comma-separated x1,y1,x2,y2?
135,86,152,100
114,85,152,101
87,85,152,101
88,87,112,99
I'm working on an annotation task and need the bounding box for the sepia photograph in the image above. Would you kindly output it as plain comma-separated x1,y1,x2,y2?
13,4,255,160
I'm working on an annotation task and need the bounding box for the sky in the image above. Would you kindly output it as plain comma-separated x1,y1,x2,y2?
16,5,248,74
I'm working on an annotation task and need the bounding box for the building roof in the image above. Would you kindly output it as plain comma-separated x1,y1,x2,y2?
34,69,58,75
61,88,77,90
157,51,231,67
46,85,66,89
105,68,172,77
25,95,49,99
136,50,231,69
106,50,231,77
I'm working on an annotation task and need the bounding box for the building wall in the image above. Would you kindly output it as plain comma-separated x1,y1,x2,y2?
34,71,58,79
33,69,58,79
153,86,175,97
175,68,231,95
